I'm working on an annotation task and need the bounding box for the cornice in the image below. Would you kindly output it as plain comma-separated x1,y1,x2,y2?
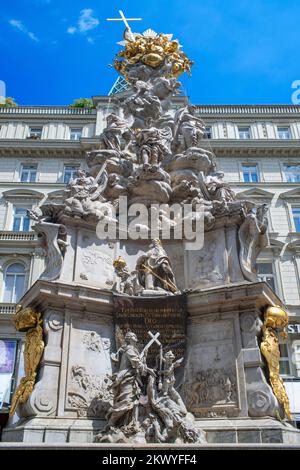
229,182,300,187
0,140,85,157
19,279,114,314
0,136,299,158
208,139,300,157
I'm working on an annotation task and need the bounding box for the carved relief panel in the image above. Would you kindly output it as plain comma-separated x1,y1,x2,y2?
66,317,114,418
75,231,115,288
185,229,227,289
184,317,240,418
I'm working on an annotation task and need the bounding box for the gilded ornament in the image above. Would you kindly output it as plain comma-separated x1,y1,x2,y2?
10,305,44,416
260,305,291,420
113,30,193,79
113,256,127,270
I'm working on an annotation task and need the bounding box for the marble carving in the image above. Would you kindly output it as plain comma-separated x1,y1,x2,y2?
27,27,269,293
96,331,206,444
5,25,295,446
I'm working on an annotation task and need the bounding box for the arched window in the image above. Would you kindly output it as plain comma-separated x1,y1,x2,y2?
3,263,26,303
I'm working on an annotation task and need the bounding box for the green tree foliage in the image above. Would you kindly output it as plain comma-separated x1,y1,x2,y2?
69,98,95,108
0,97,18,107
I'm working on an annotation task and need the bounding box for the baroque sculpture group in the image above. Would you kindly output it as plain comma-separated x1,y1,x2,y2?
5,24,295,445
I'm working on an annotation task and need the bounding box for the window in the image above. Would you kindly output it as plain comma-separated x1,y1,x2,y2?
278,127,291,140
28,127,42,139
242,164,259,183
203,127,212,139
70,128,82,141
238,126,251,139
283,164,300,183
63,165,80,184
257,263,276,291
0,339,18,409
12,207,30,232
292,207,300,232
3,263,26,303
20,164,37,183
279,343,291,375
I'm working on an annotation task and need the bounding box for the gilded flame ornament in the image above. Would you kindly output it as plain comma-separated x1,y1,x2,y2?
10,305,44,416
113,28,193,79
260,305,292,420
113,255,127,270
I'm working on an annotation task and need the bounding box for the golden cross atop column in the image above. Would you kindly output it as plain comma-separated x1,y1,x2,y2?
106,10,142,42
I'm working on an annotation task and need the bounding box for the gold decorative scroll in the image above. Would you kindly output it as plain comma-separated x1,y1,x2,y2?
10,305,44,416
260,305,291,420
114,30,193,78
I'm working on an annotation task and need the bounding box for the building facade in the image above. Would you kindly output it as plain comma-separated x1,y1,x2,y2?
0,98,300,433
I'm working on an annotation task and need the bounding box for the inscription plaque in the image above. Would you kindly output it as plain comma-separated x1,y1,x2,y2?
113,294,187,367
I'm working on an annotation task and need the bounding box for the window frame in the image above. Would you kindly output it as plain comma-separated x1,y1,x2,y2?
256,261,277,293
278,342,292,377
282,164,300,183
238,126,252,140
277,126,292,140
63,164,80,184
203,126,212,139
69,128,83,141
20,164,38,183
292,206,300,233
12,206,31,232
27,126,43,140
241,163,260,183
2,262,26,304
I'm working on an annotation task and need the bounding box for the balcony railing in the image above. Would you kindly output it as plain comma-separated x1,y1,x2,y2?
0,231,36,241
0,303,16,315
0,106,96,115
195,105,300,115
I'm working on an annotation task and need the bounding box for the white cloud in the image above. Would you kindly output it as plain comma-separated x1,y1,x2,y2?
9,19,39,42
78,9,99,33
67,9,99,38
9,19,23,30
28,32,39,41
67,26,77,34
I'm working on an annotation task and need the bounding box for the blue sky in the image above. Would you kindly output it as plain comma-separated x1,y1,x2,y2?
1,0,299,105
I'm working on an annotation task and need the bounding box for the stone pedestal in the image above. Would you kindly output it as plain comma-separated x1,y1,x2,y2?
2,281,114,443
184,282,281,420
3,280,300,444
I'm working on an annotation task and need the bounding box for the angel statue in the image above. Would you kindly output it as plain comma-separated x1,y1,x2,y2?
135,127,172,168
172,105,206,152
64,166,108,219
99,113,132,152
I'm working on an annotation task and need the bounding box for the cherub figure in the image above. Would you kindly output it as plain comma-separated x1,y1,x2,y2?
159,350,186,411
